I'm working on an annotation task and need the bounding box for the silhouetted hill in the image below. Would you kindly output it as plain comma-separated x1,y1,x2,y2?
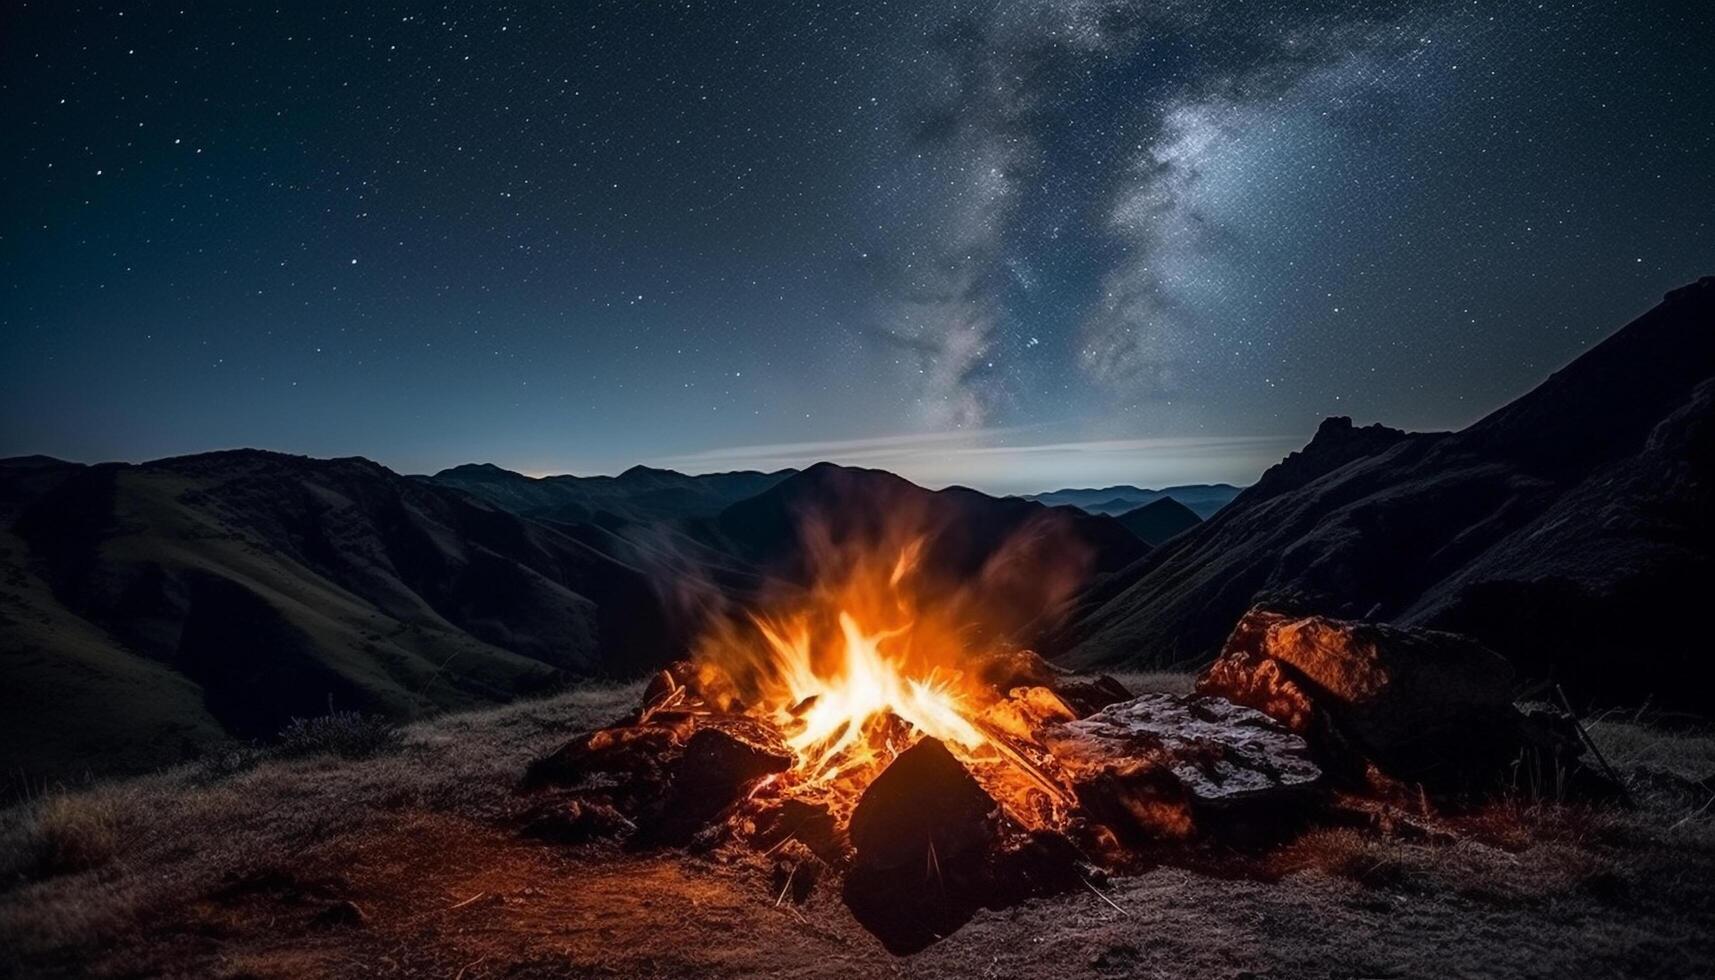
1114,497,1202,545
1,450,681,780
1052,277,1715,706
428,462,795,524
700,461,1149,646
1023,483,1242,519
0,454,1152,782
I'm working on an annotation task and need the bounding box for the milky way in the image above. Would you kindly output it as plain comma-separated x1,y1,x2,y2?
3,1,1711,490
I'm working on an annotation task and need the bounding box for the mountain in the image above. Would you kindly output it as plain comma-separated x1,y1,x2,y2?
0,450,683,781
1023,483,1242,519
0,454,1146,783
1051,277,1715,706
698,462,1150,647
427,462,795,524
1114,497,1202,545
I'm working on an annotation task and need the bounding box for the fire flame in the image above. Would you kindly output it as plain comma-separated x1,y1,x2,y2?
757,610,987,785
690,507,1093,822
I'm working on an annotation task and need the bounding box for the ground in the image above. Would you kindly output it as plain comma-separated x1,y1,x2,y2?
2,677,1712,979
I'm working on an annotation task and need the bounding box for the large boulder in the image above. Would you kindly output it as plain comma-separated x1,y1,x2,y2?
848,737,997,871
1043,693,1322,845
841,737,1001,954
1196,609,1519,787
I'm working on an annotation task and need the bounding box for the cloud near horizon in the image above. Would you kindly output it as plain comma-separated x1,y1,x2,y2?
645,429,1298,494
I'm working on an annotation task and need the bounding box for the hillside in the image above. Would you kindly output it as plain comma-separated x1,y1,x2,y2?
428,462,795,524
1114,497,1202,545
0,455,1147,784
1053,277,1715,705
0,451,681,781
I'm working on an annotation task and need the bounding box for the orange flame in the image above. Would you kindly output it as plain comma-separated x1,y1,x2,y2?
691,495,1095,823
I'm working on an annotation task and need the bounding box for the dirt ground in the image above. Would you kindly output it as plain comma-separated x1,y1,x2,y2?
3,680,1712,979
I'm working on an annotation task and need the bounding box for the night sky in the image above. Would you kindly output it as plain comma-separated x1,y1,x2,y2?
3,2,1711,493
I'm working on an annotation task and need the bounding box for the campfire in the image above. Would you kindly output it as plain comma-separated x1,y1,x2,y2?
521,510,1609,953
669,531,1089,835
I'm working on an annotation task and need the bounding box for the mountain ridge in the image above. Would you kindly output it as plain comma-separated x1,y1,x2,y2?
1050,277,1715,705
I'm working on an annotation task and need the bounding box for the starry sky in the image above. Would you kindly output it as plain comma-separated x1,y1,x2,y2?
3,1,1711,493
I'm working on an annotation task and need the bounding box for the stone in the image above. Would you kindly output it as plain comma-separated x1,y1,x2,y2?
848,737,997,871
1043,693,1322,843
520,721,690,791
1196,608,1519,785
841,738,1000,955
520,798,636,844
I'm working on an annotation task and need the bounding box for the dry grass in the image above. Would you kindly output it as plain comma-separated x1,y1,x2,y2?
0,792,126,882
275,709,404,760
0,679,1711,978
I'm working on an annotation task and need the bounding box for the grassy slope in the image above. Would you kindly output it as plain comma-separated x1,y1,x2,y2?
108,469,560,711
2,467,579,782
0,525,225,779
1,680,1711,979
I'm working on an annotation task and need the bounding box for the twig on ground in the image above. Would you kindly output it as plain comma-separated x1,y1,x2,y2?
1557,684,1636,809
1082,876,1129,917
1669,793,1715,831
446,891,486,911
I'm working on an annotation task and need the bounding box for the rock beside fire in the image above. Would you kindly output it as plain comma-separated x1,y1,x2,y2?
1195,608,1547,791
849,737,997,870
520,798,636,844
520,718,692,792
648,718,794,844
1044,693,1322,845
842,737,1010,954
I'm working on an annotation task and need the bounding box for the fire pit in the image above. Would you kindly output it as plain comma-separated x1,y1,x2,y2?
520,529,1334,951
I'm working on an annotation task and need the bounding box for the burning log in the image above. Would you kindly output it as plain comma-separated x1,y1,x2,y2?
1043,693,1322,846
975,648,1133,717
770,839,825,904
753,798,844,865
647,717,795,845
520,719,692,793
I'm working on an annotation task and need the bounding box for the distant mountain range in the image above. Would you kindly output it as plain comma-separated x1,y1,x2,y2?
5,276,1709,781
426,462,795,524
1020,483,1242,519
